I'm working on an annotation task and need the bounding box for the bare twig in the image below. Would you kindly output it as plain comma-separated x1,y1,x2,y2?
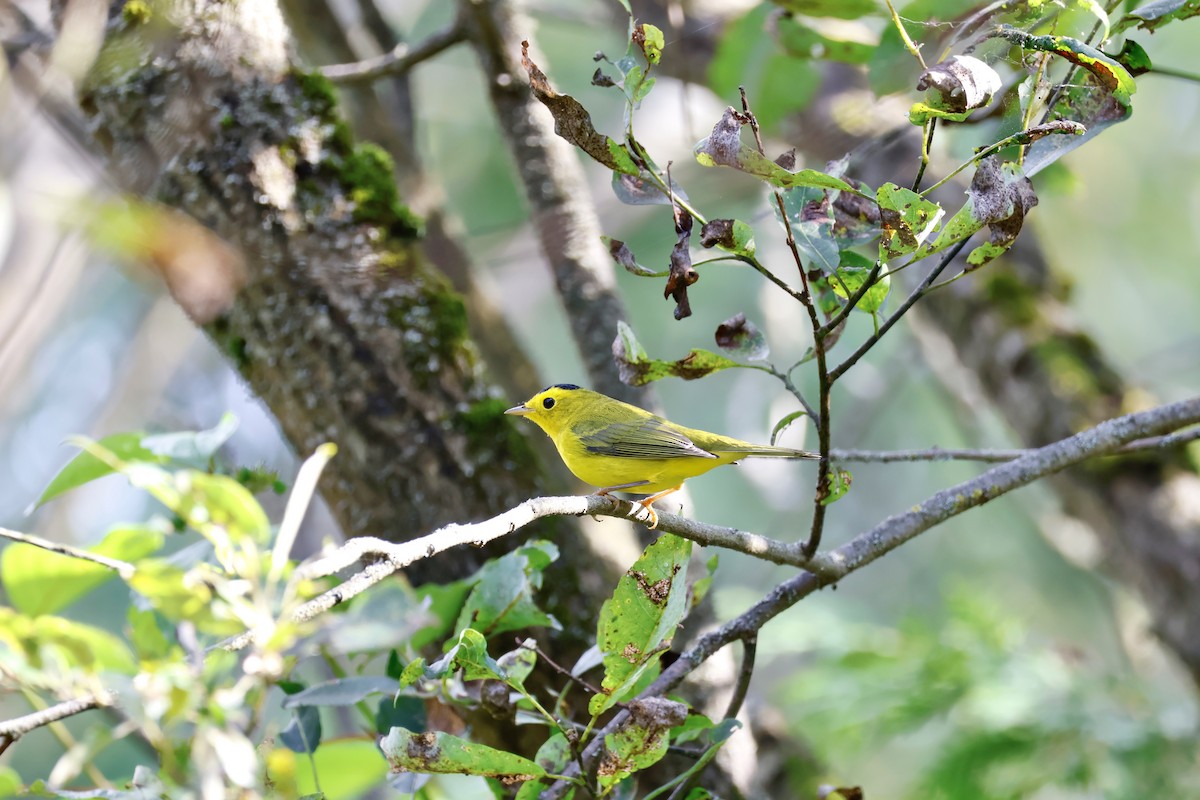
517,639,604,698
832,426,1200,462
320,18,467,83
0,691,117,745
0,527,134,578
827,239,968,383
721,634,756,721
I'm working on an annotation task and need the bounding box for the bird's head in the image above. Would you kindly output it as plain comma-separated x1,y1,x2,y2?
504,384,587,437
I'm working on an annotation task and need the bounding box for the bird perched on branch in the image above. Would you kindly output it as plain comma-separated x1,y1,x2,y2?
505,384,819,528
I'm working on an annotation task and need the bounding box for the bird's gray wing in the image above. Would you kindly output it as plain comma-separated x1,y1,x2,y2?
576,417,718,460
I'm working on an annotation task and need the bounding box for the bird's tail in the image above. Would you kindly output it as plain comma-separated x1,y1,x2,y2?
717,445,820,460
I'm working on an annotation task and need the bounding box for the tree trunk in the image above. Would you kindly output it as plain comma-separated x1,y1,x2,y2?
77,0,571,582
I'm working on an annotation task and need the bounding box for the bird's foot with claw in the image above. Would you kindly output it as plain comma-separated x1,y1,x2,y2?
630,501,659,529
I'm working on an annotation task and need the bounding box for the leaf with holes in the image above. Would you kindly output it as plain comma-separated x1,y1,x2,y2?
590,534,692,716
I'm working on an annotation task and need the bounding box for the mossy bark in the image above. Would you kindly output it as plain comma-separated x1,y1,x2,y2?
77,0,566,582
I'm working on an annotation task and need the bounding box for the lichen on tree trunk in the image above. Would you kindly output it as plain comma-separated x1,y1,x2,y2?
78,0,562,579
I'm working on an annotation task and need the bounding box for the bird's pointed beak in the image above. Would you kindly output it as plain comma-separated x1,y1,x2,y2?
504,403,532,416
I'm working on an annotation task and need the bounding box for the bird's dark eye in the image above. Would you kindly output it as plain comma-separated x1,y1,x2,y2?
543,397,556,410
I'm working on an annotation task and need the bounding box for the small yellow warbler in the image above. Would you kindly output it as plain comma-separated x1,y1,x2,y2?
505,384,819,527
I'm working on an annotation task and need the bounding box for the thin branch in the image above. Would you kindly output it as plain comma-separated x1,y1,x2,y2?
833,426,1200,462
883,0,927,68
0,527,134,578
518,639,604,698
721,635,756,721
765,364,818,422
827,239,968,384
1149,65,1200,83
320,18,467,84
817,261,884,341
0,691,117,743
541,394,1200,798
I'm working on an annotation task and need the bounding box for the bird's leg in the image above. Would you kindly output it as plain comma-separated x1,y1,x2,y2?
596,480,652,495
635,485,683,530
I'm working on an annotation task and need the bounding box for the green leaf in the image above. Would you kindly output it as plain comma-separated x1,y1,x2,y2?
128,559,244,636
1,525,162,616
994,23,1135,165
399,657,427,690
778,185,840,274
1105,39,1152,75
776,0,880,18
590,534,692,716
0,607,136,674
638,23,665,65
127,606,174,661
599,698,689,788
0,766,20,796
698,219,756,257
438,628,506,682
770,411,809,447
915,158,1036,268
34,432,159,509
141,413,238,465
289,739,389,798
455,541,561,637
876,183,943,260
280,705,323,753
832,253,890,314
613,322,742,386
1120,0,1200,33
282,677,398,707
991,26,1136,107
496,639,538,689
533,732,572,774
380,727,546,781
775,15,874,63
821,468,853,505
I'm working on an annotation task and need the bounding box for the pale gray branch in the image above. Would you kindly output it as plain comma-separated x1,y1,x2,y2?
830,425,1200,463
0,691,117,742
320,17,466,83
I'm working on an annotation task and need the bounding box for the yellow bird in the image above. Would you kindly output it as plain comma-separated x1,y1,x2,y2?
505,384,820,528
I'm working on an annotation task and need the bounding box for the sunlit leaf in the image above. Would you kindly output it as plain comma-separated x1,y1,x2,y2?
454,541,560,637
380,727,545,781
0,607,136,674
591,534,692,716
832,253,890,314
34,432,159,509
613,322,742,386
1,525,162,616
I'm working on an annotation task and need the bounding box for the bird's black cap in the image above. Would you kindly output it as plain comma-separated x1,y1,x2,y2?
550,383,582,391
